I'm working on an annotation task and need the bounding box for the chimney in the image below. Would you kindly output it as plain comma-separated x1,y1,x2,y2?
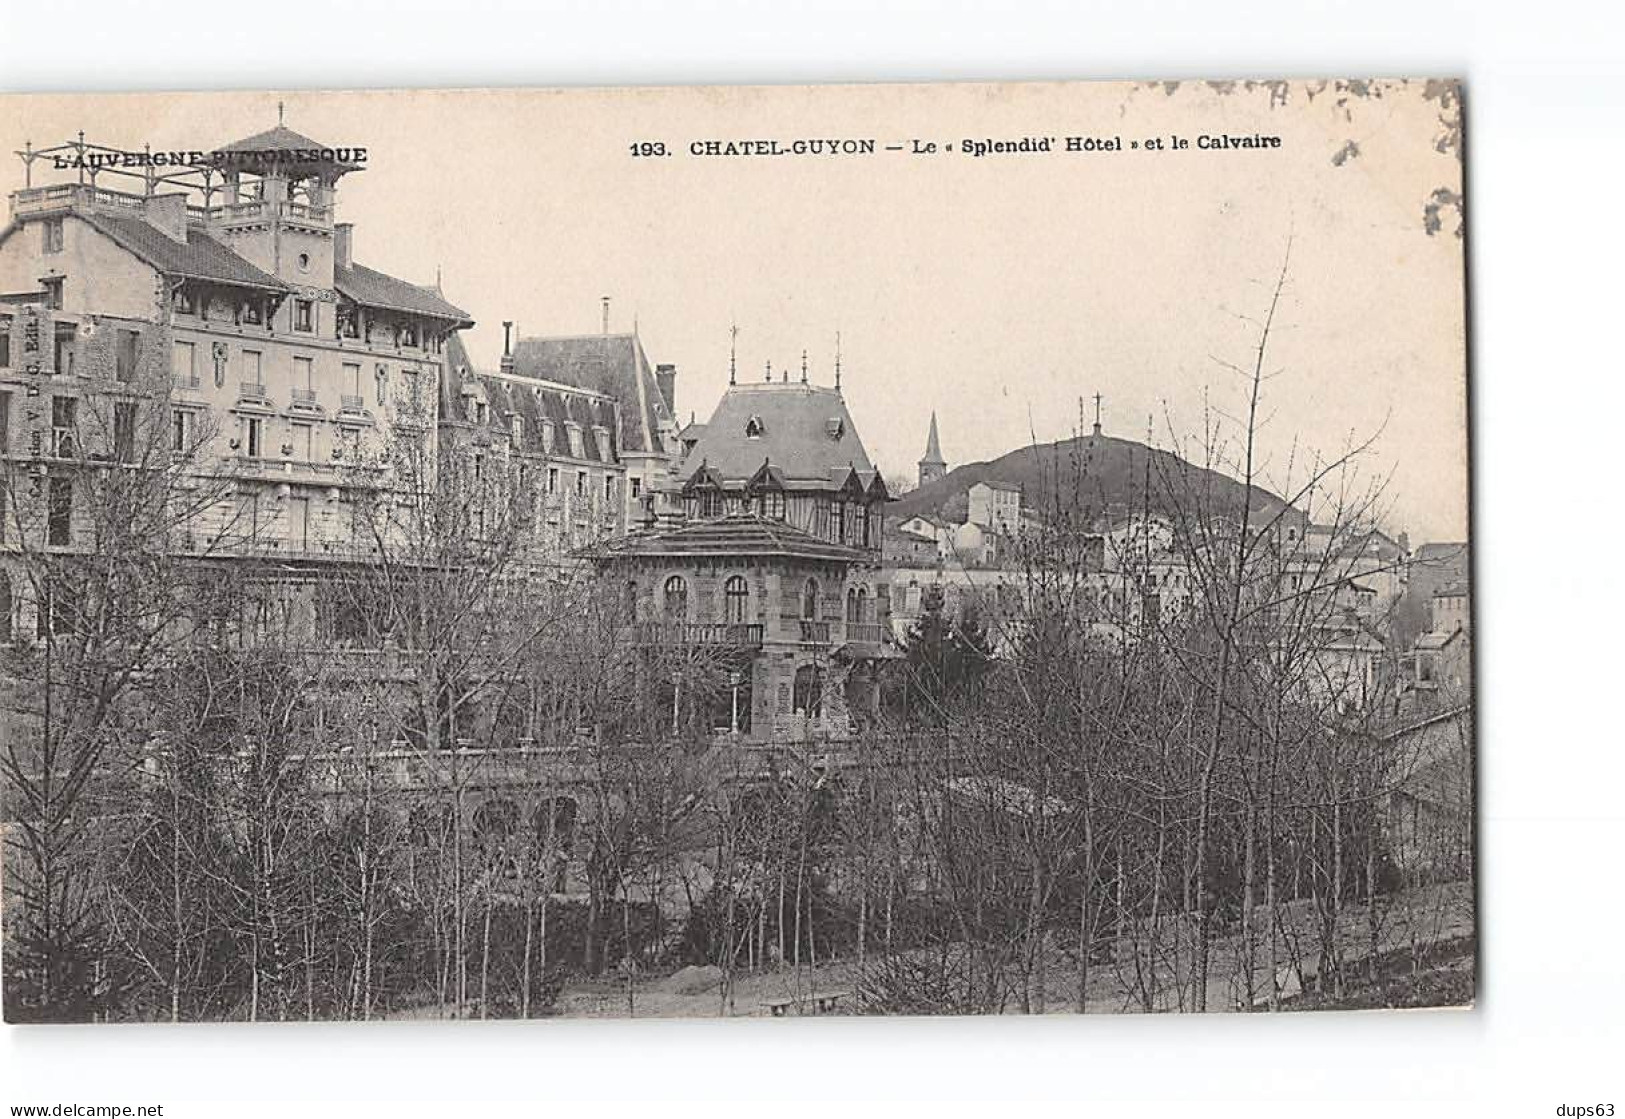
334,223,354,270
143,193,188,242
655,363,677,414
601,296,610,336
501,321,514,374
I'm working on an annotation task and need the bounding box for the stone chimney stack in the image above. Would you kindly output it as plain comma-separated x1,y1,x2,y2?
334,222,354,270
144,193,188,242
501,321,515,374
655,363,677,414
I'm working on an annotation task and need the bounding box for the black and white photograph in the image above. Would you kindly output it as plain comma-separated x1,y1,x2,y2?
0,79,1472,1024
0,7,1621,1112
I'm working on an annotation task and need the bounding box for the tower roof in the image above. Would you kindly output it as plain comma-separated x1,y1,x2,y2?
679,380,875,488
216,124,362,177
919,411,946,466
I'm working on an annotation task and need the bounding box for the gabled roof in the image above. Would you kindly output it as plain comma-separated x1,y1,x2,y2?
75,211,289,292
679,381,873,488
585,513,871,564
506,333,672,456
336,262,471,325
217,125,362,174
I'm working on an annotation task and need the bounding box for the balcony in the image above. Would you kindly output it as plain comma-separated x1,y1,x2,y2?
798,619,832,644
198,199,333,229
845,622,889,644
631,622,764,649
239,380,269,404
290,387,323,413
339,394,367,414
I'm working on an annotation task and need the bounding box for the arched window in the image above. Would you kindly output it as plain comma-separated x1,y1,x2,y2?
723,575,749,624
663,575,688,620
801,578,819,620
847,585,868,625
793,664,822,717
624,580,638,622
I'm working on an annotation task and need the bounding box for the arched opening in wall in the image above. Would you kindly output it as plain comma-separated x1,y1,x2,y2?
846,586,869,625
802,577,820,620
723,574,749,625
793,663,823,718
473,798,519,855
662,575,688,621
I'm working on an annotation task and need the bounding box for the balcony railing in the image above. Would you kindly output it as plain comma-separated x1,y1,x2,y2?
799,619,832,644
239,380,268,403
339,394,367,414
632,621,764,648
291,387,321,410
845,622,889,644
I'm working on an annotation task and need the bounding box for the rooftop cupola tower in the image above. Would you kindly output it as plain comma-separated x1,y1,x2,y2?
208,110,362,291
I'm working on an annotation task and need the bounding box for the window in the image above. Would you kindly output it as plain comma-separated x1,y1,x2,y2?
623,580,638,622
541,421,555,453
699,489,724,518
832,500,846,542
473,451,485,482
662,575,688,620
802,578,819,620
296,252,310,273
115,328,140,383
48,475,71,545
295,355,315,394
630,476,642,499
289,496,311,550
576,470,587,497
723,575,749,624
42,217,64,254
173,286,194,315
293,422,314,461
0,571,11,643
793,664,823,718
51,396,76,457
113,401,137,463
402,367,422,409
0,317,10,367
42,278,63,310
0,389,11,452
243,349,262,387
293,299,314,333
400,322,418,348
242,298,264,326
54,324,76,377
235,491,260,544
567,425,583,457
244,416,263,458
172,340,197,386
171,409,190,454
812,496,830,538
510,413,523,443
603,473,615,502
547,467,558,494
846,586,869,625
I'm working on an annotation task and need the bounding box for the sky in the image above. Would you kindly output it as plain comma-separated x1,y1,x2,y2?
0,81,1468,541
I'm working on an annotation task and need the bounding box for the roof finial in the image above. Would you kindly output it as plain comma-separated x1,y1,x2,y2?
1092,391,1103,437
834,331,843,393
729,321,738,386
277,100,285,127
601,295,610,336
801,349,808,384
765,359,772,383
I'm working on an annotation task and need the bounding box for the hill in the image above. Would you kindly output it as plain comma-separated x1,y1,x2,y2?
888,433,1299,528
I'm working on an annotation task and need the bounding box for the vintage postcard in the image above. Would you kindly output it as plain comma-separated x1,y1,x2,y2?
0,80,1470,1022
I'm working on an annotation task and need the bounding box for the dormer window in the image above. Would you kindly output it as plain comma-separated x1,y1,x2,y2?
745,416,765,439
594,426,611,460
826,417,844,440
510,414,524,443
566,423,584,458
401,323,418,348
242,299,264,326
174,286,195,315
541,420,556,453
293,300,313,333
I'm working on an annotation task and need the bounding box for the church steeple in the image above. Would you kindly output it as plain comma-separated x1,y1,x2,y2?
918,411,948,487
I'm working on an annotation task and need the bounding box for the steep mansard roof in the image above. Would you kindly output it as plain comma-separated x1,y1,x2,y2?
441,334,621,464
504,333,672,456
678,381,875,490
